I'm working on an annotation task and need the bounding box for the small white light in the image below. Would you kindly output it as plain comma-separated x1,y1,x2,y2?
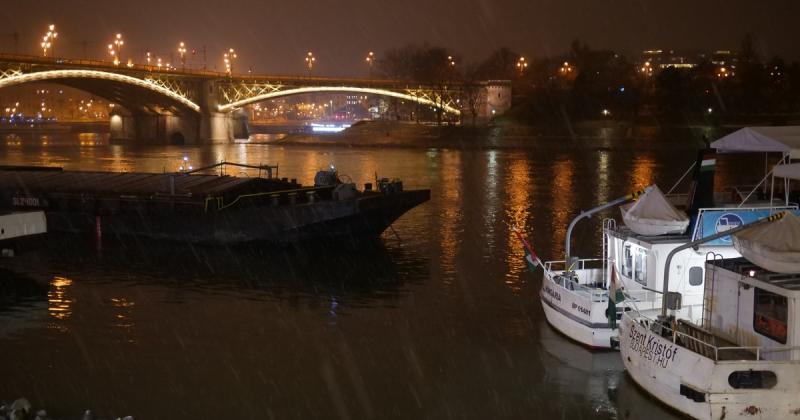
183,156,189,161
749,270,756,277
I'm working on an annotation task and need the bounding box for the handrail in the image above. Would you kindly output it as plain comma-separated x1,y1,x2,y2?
635,311,800,361
210,185,334,212
182,161,278,178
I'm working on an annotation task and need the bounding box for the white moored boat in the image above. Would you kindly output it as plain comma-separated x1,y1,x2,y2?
619,127,800,419
523,127,800,350
620,212,800,419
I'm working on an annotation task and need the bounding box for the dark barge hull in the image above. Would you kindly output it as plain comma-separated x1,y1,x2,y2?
0,168,430,244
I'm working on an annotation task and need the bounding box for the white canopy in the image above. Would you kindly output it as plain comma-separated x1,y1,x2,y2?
733,212,800,274
711,126,800,158
621,185,690,236
773,163,800,181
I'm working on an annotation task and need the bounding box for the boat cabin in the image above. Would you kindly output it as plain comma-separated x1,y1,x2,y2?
702,257,800,361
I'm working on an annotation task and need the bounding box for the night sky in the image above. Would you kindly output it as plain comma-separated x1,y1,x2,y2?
2,0,798,77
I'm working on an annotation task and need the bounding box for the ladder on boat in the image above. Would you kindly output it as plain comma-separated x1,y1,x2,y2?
702,252,725,329
602,218,617,287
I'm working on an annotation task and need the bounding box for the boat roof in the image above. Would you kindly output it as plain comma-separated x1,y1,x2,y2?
711,126,800,158
708,257,800,297
605,224,691,245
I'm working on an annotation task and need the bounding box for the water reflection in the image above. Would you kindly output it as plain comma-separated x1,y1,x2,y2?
438,150,463,283
630,152,656,191
48,276,73,324
503,155,532,291
549,156,575,258
538,321,621,417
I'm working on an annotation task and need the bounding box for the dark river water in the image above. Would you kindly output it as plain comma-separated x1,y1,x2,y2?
0,129,761,419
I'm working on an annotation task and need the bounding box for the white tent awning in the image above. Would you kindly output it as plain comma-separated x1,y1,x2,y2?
773,163,800,180
711,126,800,158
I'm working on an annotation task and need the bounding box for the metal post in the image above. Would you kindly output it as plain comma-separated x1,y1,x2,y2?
660,211,787,317
565,188,647,264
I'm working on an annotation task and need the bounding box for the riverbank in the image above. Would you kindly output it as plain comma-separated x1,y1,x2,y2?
257,119,724,149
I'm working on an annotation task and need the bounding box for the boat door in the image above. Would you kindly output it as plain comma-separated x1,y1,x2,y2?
736,282,755,345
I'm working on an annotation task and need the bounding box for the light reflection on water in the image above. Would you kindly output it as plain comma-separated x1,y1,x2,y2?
0,131,764,419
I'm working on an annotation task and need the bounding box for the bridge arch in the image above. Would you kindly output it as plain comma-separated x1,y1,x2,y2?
0,69,200,113
218,86,460,115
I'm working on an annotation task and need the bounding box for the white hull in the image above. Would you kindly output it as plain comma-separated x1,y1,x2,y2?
539,266,618,349
620,313,800,419
540,294,616,349
0,211,46,241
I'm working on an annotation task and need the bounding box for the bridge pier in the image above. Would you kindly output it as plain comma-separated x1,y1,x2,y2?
199,80,249,143
110,110,200,145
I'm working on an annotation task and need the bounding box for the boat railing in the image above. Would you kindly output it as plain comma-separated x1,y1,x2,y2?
632,311,800,362
547,273,608,302
544,258,607,272
183,161,280,179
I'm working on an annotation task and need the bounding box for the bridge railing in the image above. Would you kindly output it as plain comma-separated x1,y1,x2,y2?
0,52,473,88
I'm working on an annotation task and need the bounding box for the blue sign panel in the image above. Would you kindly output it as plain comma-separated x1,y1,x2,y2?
693,208,800,245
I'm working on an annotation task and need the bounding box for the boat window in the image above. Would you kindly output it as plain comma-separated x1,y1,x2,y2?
622,244,633,278
728,370,777,389
689,267,703,286
634,248,647,286
753,287,788,344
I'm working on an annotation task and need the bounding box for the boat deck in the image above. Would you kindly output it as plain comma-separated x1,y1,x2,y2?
675,320,757,361
0,167,298,201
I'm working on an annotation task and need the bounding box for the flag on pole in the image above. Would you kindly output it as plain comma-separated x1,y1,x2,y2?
606,264,625,329
513,229,543,274
700,153,716,172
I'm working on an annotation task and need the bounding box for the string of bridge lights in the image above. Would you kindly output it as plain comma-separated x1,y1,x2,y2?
33,24,462,77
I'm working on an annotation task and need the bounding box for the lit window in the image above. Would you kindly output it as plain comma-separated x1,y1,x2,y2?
622,244,633,278
754,288,788,344
634,248,647,286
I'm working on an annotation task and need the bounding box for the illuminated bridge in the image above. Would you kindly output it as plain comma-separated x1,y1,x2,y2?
0,53,511,143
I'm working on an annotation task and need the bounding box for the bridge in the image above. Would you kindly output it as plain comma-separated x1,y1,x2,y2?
0,53,511,143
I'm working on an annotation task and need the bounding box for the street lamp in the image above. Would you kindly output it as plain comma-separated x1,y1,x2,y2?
41,24,57,57
178,42,187,70
224,48,237,75
108,33,124,66
305,51,315,75
516,56,528,75
366,51,374,77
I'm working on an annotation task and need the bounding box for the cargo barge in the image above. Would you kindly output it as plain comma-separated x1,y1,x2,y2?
0,163,429,244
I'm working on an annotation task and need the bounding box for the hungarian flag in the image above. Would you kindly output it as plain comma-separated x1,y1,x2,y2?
700,153,716,172
513,230,543,274
606,265,626,329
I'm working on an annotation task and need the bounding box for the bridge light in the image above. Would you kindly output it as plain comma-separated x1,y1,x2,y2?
41,24,57,57
305,51,316,75
224,48,237,75
178,42,187,70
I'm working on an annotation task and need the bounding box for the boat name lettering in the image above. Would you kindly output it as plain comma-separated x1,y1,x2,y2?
11,196,46,207
628,326,679,368
572,302,590,316
544,285,561,302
